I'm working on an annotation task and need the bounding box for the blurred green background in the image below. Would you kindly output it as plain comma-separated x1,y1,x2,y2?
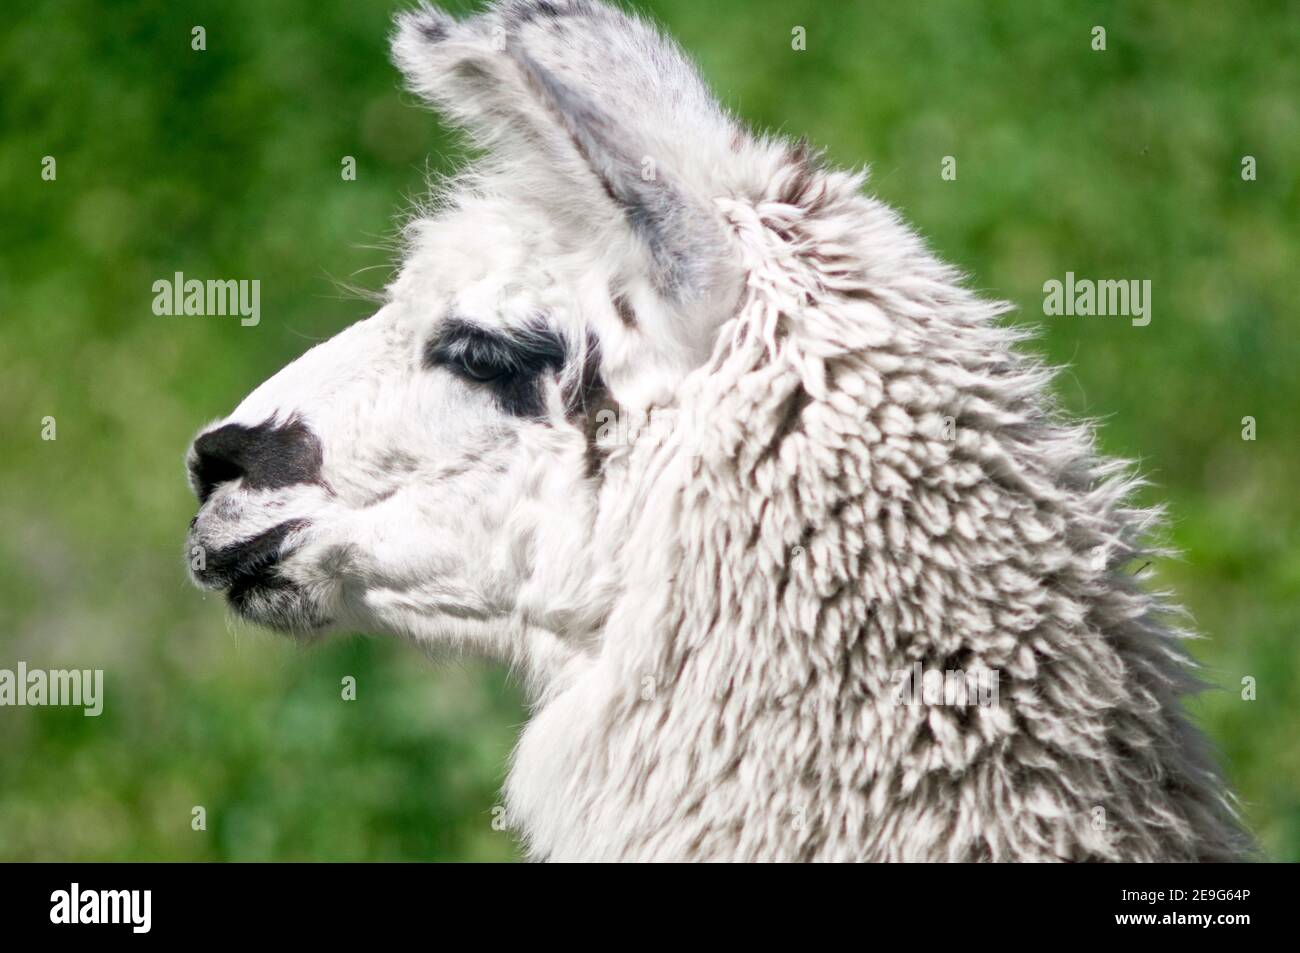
1,0,1296,861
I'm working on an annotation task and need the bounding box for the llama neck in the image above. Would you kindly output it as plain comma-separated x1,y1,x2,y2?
505,156,1246,860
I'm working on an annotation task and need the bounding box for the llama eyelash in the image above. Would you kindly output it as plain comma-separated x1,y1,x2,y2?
424,315,569,416
425,316,566,374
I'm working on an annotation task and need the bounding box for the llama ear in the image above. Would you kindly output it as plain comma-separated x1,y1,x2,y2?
504,45,735,308
392,1,742,313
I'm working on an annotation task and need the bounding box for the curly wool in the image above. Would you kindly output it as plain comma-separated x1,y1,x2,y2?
506,141,1249,862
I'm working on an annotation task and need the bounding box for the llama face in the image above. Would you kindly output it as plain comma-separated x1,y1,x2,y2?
186,207,609,656
185,0,744,667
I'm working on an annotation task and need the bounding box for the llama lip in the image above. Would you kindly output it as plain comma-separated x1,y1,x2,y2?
191,519,307,598
226,555,296,612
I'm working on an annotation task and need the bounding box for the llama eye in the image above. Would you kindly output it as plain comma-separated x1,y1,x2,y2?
456,355,508,382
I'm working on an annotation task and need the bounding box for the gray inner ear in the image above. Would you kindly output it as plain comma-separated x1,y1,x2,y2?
507,45,726,305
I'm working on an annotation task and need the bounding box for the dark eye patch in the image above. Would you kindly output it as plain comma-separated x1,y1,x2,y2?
424,314,568,417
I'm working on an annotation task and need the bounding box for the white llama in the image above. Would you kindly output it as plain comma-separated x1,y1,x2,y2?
186,0,1248,861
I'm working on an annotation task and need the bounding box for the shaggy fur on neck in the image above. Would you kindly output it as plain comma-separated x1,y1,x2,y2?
507,141,1249,861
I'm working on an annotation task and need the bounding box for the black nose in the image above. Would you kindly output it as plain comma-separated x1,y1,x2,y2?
189,417,324,504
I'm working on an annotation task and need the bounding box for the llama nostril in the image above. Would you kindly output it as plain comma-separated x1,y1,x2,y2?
190,432,247,504
189,417,324,505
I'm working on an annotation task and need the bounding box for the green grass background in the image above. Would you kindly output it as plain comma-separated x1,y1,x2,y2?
1,0,1296,860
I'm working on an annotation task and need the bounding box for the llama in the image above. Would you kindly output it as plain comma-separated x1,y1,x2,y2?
185,0,1249,861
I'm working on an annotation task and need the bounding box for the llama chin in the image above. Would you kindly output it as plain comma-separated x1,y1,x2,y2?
184,0,1250,861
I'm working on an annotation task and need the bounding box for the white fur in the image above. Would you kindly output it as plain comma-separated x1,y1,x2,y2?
188,0,1248,861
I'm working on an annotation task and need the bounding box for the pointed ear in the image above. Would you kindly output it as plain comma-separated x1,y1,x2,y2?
391,0,742,314
505,44,736,309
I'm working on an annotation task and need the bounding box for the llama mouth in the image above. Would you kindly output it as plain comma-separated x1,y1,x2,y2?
191,519,308,603
225,552,296,611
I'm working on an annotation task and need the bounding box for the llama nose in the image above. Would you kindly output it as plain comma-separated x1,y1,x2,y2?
189,417,324,504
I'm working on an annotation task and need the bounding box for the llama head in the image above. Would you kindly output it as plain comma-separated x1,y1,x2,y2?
185,0,746,673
